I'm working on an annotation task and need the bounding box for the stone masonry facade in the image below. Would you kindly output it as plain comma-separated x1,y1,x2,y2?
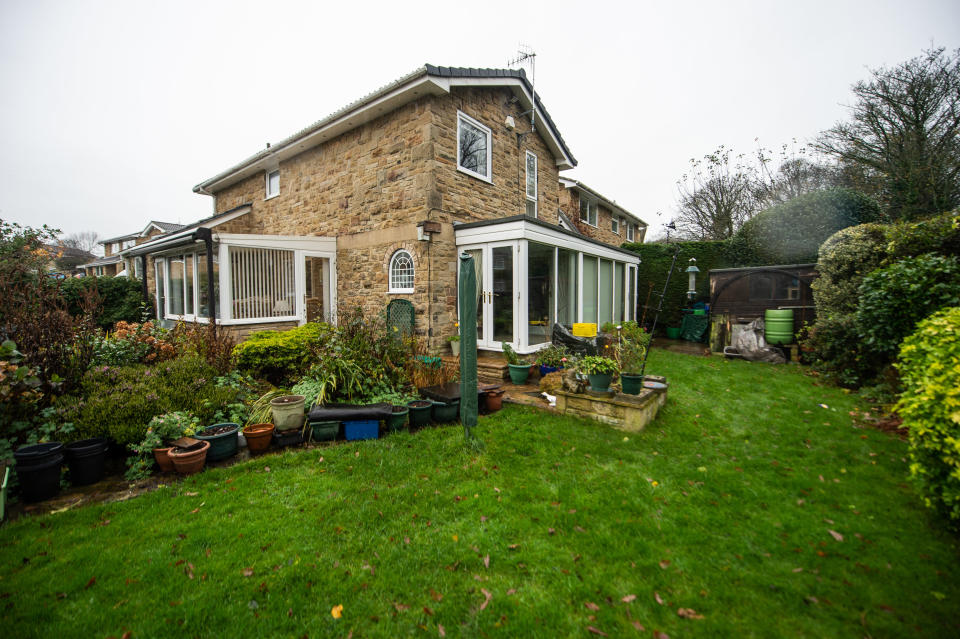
557,186,645,247
206,86,563,352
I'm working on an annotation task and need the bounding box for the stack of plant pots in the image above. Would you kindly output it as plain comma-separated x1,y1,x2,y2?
270,395,305,448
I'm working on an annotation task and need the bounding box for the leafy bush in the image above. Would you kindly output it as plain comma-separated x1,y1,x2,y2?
620,320,652,349
170,322,237,375
856,255,960,358
56,354,240,445
232,323,331,384
92,321,177,366
811,223,889,318
803,315,884,388
896,307,960,523
534,344,570,368
60,276,147,330
884,210,960,263
736,188,882,264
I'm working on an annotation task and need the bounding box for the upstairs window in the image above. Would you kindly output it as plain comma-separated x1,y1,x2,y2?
611,216,620,234
626,222,635,242
579,197,597,227
525,151,538,217
457,112,492,182
265,169,280,199
389,249,415,293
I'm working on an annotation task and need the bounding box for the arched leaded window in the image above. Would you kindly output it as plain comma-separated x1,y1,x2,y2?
389,249,414,293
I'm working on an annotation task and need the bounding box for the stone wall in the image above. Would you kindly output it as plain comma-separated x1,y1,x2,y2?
558,186,635,246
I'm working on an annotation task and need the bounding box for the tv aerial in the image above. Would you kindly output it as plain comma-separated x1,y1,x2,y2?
508,45,537,133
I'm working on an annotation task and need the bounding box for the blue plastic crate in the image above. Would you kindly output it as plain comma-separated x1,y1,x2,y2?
343,419,379,441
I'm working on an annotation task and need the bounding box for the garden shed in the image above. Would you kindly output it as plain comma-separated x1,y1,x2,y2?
708,264,818,353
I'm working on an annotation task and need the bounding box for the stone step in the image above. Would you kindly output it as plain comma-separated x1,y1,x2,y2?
440,354,509,383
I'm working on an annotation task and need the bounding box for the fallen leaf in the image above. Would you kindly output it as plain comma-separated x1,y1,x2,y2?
658,560,671,569
185,563,195,579
394,602,410,612
653,631,670,639
84,577,96,589
805,596,819,605
548,528,556,535
423,606,434,616
112,599,127,609
264,466,270,472
792,567,804,573
586,626,608,636
184,491,198,497
483,555,490,569
828,529,844,542
288,608,293,617
242,568,254,577
621,594,637,603
121,632,131,639
480,588,492,611
430,589,443,602
506,588,517,595
631,620,645,631
654,592,665,605
508,544,519,550
585,601,600,611
438,624,446,637
677,607,704,619
331,604,343,618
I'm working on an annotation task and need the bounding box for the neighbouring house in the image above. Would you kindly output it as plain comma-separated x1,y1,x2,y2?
43,244,97,277
82,221,184,278
558,178,647,245
125,65,642,352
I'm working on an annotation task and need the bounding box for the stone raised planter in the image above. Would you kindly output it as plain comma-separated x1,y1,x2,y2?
554,376,668,432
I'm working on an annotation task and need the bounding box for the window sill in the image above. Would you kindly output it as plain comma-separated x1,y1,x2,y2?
580,220,598,228
457,166,493,185
264,193,280,201
388,289,414,295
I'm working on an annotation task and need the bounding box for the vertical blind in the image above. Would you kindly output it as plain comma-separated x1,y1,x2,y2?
229,247,296,320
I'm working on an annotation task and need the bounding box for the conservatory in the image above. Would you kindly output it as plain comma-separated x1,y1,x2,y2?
455,216,640,354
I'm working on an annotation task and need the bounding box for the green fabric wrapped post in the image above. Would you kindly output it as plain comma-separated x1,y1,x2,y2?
680,313,709,343
459,253,479,437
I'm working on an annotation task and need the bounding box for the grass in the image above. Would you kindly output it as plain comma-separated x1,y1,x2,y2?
1,350,959,638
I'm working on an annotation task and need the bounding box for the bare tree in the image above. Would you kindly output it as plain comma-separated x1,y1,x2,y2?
672,146,757,240
62,230,101,255
815,47,960,220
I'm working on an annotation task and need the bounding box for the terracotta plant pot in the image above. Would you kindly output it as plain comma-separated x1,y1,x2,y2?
485,389,505,412
243,423,275,453
153,447,175,472
168,440,210,476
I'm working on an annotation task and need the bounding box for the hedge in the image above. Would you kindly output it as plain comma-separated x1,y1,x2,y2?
60,276,147,330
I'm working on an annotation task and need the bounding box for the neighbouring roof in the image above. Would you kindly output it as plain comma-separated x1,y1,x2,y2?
79,255,122,268
100,231,139,244
124,204,252,256
194,64,577,196
141,220,185,236
559,177,647,227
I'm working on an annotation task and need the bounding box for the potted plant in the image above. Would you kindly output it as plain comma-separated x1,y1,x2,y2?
130,411,199,473
447,334,460,356
407,398,433,428
243,423,275,452
618,338,647,395
578,355,619,393
194,422,240,462
502,343,531,385
534,344,569,377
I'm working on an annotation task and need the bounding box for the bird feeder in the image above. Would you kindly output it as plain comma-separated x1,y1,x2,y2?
685,258,700,301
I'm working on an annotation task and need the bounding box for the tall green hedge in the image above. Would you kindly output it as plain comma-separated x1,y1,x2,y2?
60,276,147,330
621,239,765,329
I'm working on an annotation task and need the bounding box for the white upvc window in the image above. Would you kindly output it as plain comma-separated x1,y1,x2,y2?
457,111,492,182
611,216,620,235
389,249,415,293
228,246,294,319
525,151,538,217
626,222,635,242
265,169,280,199
579,197,597,227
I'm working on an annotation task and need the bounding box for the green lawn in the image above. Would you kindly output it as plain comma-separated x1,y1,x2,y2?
1,350,958,638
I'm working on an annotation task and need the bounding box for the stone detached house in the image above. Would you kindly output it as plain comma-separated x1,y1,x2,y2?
125,65,646,353
82,221,183,277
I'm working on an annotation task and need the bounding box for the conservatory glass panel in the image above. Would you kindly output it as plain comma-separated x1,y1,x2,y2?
614,262,625,323
557,248,578,326
167,257,184,315
184,254,194,316
598,259,613,326
527,241,554,345
627,267,636,321
197,252,221,319
229,247,296,320
492,246,513,344
582,256,598,326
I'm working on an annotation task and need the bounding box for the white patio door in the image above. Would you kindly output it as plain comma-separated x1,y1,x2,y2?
460,241,518,350
300,252,335,324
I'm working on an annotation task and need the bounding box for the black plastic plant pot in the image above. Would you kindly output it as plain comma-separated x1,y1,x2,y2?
407,400,433,428
431,399,460,423
194,423,240,462
65,437,109,486
386,406,409,433
272,428,303,448
14,442,65,503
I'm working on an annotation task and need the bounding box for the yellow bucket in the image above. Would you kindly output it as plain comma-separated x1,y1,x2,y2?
572,323,597,337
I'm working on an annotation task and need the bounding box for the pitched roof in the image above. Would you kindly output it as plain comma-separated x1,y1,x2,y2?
194,64,576,195
559,178,648,227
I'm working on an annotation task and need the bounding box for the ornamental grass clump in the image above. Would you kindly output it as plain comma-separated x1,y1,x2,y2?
895,306,960,524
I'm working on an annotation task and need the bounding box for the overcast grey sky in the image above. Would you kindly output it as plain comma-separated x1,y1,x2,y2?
1,0,957,242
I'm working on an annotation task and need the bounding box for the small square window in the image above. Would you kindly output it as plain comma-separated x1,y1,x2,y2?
265,170,280,199
457,112,492,182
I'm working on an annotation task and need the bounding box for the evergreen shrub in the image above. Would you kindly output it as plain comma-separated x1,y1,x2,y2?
232,322,331,385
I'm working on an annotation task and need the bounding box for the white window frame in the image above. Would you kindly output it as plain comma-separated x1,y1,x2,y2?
525,151,538,217
579,197,598,227
626,222,635,242
388,249,415,294
456,111,493,183
611,216,620,235
265,169,280,199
